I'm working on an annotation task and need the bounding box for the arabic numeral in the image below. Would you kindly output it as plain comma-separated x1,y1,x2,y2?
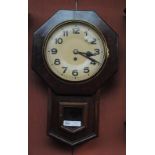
54,59,60,65
62,67,67,73
51,48,57,54
73,27,80,34
84,67,89,73
84,31,88,36
72,70,78,76
90,61,96,65
91,38,97,44
94,49,100,55
55,38,63,44
63,31,68,37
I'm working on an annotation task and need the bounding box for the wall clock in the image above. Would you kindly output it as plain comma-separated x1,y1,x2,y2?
32,10,118,146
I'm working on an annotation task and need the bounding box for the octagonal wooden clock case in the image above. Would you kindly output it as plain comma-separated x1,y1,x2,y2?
32,10,118,146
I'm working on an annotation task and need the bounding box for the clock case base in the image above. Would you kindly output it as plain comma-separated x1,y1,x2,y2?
47,89,99,146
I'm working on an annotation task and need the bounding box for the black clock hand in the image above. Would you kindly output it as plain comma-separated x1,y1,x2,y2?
74,50,98,57
85,51,99,57
80,52,100,64
85,51,94,57
73,49,100,64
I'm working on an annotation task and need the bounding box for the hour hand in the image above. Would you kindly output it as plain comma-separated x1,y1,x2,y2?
85,51,98,57
73,50,98,57
73,49,93,56
73,49,100,64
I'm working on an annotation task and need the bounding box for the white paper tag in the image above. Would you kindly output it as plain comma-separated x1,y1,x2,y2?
63,120,81,127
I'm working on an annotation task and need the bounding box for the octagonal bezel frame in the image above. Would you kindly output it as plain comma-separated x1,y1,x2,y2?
32,10,118,95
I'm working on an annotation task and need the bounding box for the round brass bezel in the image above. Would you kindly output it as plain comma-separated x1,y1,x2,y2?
42,20,109,83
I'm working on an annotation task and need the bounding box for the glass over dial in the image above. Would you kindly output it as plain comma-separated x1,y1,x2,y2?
44,21,109,82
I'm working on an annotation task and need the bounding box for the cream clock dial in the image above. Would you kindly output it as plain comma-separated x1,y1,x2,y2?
44,21,109,82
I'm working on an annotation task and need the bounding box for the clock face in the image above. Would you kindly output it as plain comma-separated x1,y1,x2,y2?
44,21,109,82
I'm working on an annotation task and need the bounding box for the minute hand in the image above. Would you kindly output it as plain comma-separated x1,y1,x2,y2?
77,52,100,64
